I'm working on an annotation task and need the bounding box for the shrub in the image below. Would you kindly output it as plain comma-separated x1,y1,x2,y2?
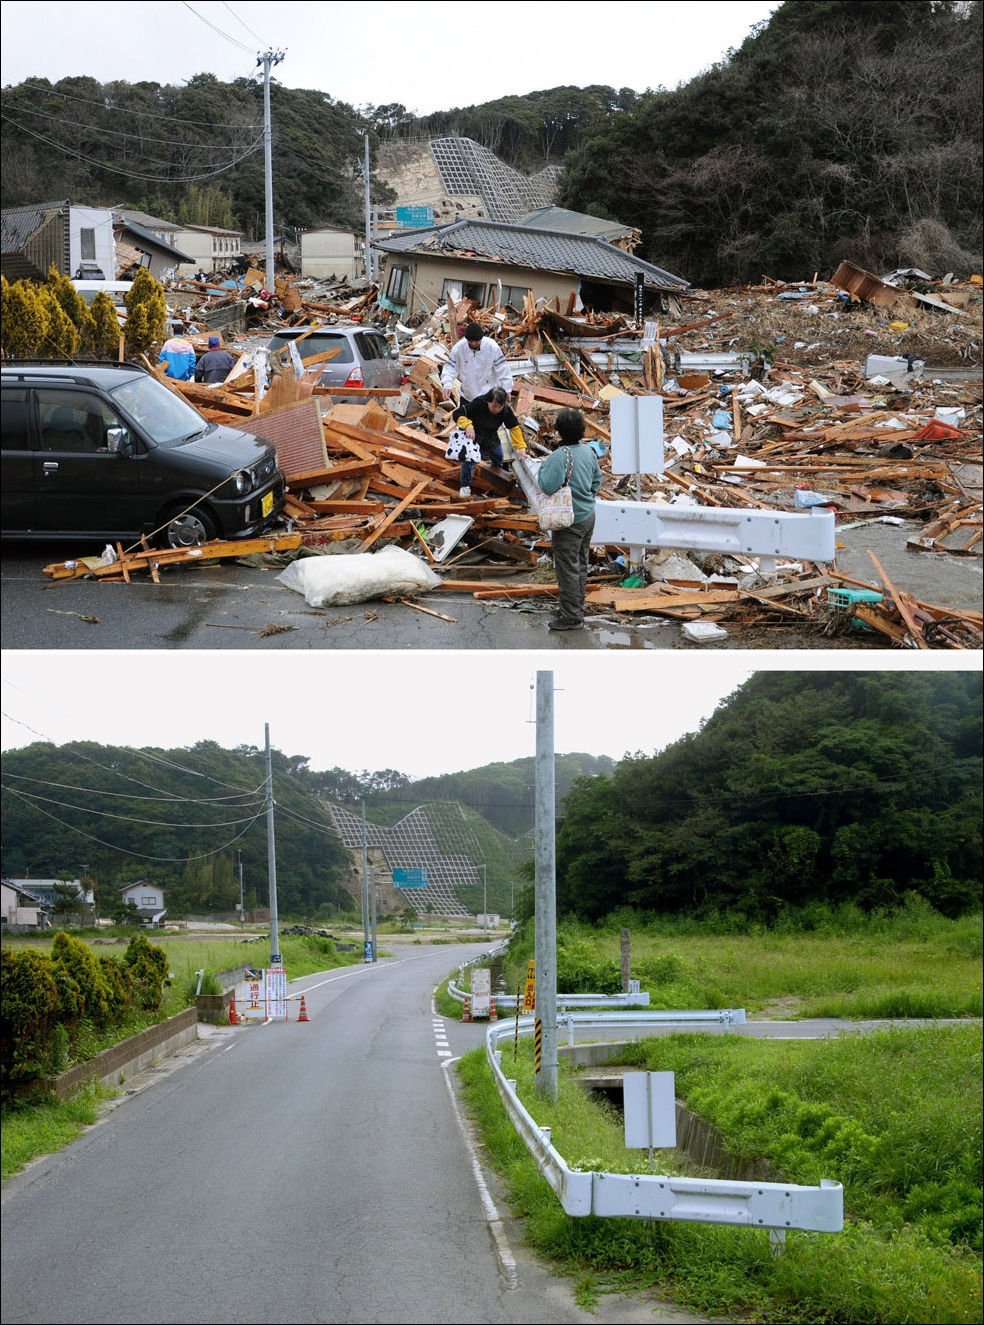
51,932,111,1026
123,269,166,357
0,948,61,1095
122,934,168,1009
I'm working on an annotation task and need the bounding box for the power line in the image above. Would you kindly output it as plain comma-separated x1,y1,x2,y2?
6,99,258,152
222,0,268,45
3,785,264,863
4,784,263,830
0,113,264,182
9,79,261,130
182,1,256,54
3,771,264,806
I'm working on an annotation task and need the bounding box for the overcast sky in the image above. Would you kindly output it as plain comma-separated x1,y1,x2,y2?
1,1,779,114
1,652,962,782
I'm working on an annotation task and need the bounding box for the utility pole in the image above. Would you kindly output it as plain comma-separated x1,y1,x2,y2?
264,723,281,965
361,800,371,961
237,850,245,929
258,48,285,294
362,133,373,284
370,867,378,963
481,863,487,939
534,671,558,1103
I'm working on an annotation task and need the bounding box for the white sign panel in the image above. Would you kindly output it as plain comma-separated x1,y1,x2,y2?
241,968,266,1020
624,1071,677,1150
610,395,664,476
471,967,491,1018
266,965,288,1020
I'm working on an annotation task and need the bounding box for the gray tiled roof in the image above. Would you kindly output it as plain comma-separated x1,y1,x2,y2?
375,218,688,290
0,202,64,254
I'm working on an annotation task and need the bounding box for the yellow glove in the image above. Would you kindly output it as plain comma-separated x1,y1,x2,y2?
457,416,472,430
509,425,526,451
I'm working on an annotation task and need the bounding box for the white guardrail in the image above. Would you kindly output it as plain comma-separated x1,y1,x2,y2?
483,1012,843,1235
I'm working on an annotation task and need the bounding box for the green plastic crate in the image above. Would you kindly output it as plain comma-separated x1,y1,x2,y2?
826,587,884,610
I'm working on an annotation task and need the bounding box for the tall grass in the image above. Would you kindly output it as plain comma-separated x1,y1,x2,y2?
458,1027,984,1324
500,905,983,1021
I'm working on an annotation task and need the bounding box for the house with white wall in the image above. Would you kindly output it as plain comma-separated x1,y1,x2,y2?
1,880,48,931
170,224,243,275
119,881,166,927
299,224,362,281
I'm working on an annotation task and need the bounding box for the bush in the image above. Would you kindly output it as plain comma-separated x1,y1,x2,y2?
122,934,168,1009
0,948,61,1096
51,932,111,1026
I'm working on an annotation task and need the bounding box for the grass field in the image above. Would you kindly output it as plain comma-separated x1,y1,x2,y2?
454,908,983,1324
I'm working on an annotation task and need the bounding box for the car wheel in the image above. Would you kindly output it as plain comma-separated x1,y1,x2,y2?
159,506,217,549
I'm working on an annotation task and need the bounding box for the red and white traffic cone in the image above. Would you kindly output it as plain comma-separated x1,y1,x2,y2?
489,995,498,1022
297,995,310,1022
228,994,241,1025
462,995,472,1022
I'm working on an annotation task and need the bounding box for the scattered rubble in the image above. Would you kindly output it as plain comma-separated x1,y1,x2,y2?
43,265,983,649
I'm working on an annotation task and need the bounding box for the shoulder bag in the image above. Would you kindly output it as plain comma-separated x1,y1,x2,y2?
536,447,576,531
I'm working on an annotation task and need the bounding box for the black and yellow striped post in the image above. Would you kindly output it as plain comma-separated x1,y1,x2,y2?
534,1018,542,1075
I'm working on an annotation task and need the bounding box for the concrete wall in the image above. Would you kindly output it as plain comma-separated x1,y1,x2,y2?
45,1007,198,1100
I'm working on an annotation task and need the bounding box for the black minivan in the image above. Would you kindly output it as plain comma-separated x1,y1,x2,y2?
1,361,285,547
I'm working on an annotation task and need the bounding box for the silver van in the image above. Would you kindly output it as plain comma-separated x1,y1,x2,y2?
267,325,404,400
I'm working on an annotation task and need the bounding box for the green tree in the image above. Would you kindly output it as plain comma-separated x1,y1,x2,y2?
87,291,122,358
0,275,50,358
123,268,166,357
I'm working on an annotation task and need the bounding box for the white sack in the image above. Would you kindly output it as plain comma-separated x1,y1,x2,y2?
276,546,443,608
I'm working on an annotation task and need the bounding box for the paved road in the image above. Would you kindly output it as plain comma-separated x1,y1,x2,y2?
0,945,705,1325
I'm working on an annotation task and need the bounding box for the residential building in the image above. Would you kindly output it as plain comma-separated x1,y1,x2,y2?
299,224,362,281
1,880,48,931
169,223,243,275
374,217,688,319
1,200,116,282
119,881,166,927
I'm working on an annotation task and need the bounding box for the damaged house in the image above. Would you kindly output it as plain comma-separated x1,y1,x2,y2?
1,199,116,281
374,215,688,319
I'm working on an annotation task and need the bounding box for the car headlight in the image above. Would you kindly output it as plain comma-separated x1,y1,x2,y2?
233,470,252,495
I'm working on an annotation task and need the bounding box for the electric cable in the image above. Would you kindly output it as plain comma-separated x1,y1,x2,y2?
0,113,264,182
9,78,261,129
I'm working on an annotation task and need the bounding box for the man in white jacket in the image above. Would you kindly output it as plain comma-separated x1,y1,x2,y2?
440,321,514,405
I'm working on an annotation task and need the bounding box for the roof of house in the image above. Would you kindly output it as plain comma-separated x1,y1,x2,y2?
1,880,47,904
374,218,687,290
515,206,638,242
179,223,244,237
111,206,179,232
114,215,193,263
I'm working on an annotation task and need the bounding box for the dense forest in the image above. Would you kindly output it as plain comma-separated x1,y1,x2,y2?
552,672,982,924
2,2,980,284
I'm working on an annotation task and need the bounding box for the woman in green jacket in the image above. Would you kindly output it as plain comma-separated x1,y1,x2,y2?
536,408,602,630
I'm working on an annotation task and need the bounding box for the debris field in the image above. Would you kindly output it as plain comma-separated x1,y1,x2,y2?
44,264,983,649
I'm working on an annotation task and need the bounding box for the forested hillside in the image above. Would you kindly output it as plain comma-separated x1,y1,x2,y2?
2,2,979,284
303,753,615,839
553,672,982,923
1,739,353,917
0,742,605,917
558,0,983,283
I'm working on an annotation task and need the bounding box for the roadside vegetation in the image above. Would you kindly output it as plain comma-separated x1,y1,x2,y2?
456,923,982,1324
0,926,361,1178
489,903,983,1021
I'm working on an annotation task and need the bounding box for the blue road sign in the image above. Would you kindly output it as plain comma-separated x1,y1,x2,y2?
392,868,428,888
